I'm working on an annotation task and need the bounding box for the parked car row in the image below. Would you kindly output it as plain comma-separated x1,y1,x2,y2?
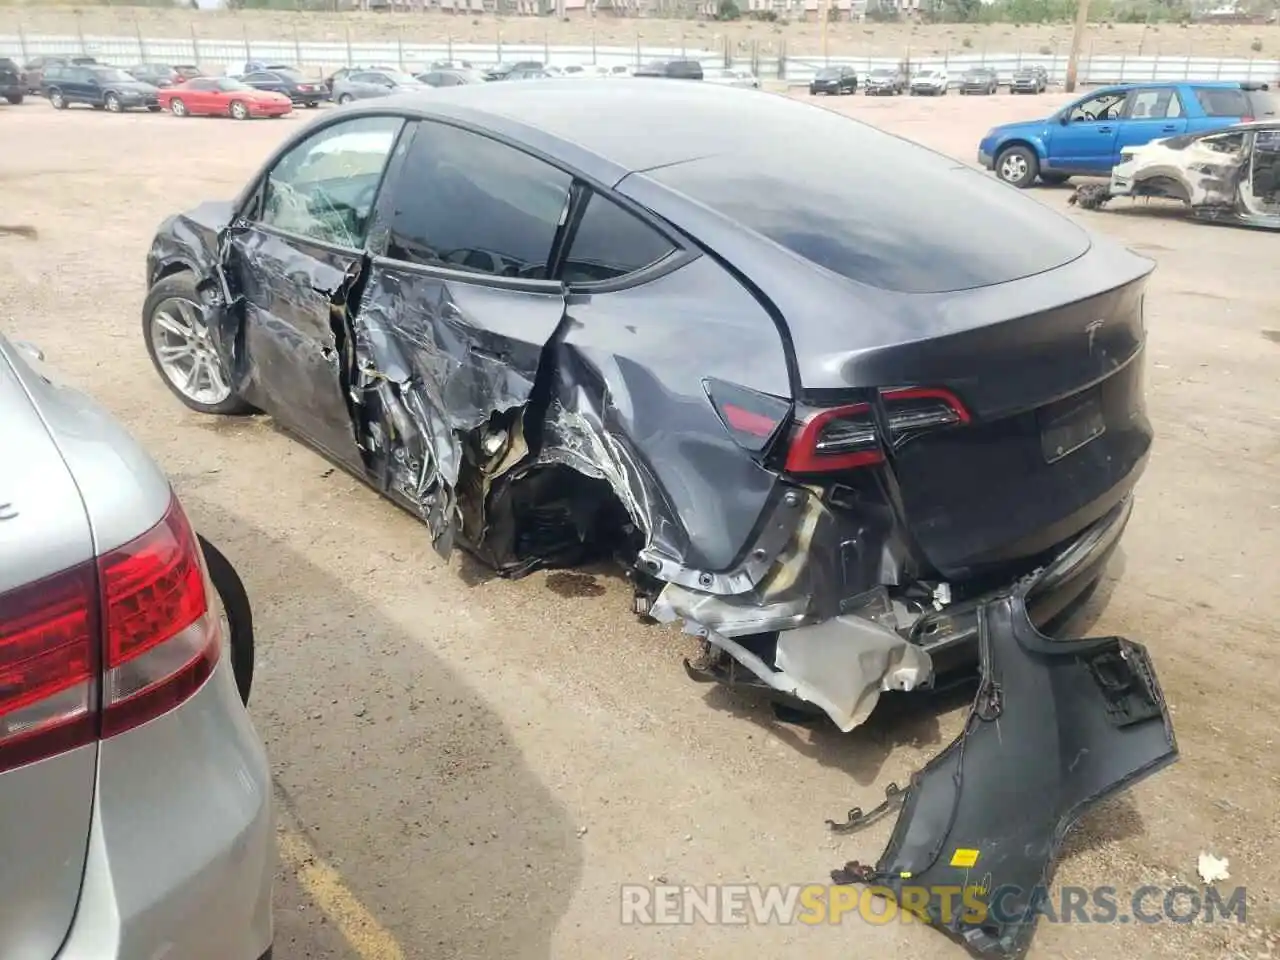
979,79,1277,187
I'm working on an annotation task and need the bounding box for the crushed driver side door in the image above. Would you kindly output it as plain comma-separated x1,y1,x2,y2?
223,114,407,471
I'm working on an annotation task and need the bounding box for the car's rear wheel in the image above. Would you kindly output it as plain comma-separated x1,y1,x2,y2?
49,88,66,109
170,97,188,116
996,145,1039,188
143,272,253,415
199,535,254,706
338,92,353,104
104,92,122,112
4,93,21,105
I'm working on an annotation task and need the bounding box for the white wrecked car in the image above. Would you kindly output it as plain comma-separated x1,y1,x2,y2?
1071,120,1280,227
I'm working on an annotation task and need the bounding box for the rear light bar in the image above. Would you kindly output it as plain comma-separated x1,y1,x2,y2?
785,386,970,475
0,494,220,774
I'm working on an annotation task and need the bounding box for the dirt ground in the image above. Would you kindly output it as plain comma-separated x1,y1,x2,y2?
4,3,1280,59
1,87,1278,960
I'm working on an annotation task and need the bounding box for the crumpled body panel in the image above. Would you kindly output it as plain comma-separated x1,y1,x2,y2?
830,581,1178,960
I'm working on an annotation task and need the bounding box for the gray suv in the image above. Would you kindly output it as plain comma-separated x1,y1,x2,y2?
0,334,273,960
333,68,426,103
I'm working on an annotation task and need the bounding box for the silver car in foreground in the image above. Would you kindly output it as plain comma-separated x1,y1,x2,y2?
0,334,273,960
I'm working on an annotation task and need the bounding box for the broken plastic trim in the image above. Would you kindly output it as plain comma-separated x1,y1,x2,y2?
829,580,1177,960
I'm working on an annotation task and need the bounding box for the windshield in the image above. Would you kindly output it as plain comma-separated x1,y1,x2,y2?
91,68,136,83
871,68,894,77
965,69,990,78
816,67,841,79
216,78,252,91
383,71,419,85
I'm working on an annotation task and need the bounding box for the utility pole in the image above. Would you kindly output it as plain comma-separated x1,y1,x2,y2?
820,0,830,59
1064,0,1091,93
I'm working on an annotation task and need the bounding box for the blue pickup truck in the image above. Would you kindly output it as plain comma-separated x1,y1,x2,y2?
979,80,1277,187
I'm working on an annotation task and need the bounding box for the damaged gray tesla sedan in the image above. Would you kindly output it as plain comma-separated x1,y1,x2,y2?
143,80,1159,734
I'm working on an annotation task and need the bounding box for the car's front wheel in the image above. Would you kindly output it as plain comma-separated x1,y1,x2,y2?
996,145,1039,188
229,99,249,120
143,272,253,416
170,97,188,116
4,93,21,105
338,92,353,104
104,92,122,112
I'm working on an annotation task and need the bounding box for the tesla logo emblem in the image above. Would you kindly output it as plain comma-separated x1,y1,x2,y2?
1085,318,1106,352
0,502,16,521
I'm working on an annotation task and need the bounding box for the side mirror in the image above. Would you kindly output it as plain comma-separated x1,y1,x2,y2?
1058,113,1070,125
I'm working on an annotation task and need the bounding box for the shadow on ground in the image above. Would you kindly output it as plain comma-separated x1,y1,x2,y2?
186,494,583,960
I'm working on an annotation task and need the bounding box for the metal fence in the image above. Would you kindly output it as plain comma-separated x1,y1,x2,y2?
2,30,1278,85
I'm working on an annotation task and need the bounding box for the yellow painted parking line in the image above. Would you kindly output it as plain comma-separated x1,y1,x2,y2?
277,827,406,960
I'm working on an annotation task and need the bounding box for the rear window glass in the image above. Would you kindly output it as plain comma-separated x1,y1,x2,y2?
646,119,1091,295
1246,90,1280,118
1193,86,1250,117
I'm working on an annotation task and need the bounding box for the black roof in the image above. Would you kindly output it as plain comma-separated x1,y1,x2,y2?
349,79,912,185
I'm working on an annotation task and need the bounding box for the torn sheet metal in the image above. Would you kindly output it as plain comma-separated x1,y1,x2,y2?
830,580,1178,960
658,584,932,732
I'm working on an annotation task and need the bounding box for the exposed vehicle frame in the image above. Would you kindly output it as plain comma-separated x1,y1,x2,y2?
1072,119,1280,228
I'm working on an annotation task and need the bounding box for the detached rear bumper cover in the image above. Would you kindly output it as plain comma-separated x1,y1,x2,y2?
831,581,1177,960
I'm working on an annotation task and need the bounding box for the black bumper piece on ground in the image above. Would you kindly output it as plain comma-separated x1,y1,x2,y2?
830,580,1177,960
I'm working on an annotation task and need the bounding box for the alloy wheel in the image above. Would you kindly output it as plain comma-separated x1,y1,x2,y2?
171,97,187,116
148,296,233,406
230,100,248,120
999,152,1030,184
105,93,121,112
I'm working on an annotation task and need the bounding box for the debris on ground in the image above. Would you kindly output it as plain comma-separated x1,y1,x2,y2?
1198,852,1231,883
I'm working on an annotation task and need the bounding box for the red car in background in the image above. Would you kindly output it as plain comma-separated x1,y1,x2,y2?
158,77,292,120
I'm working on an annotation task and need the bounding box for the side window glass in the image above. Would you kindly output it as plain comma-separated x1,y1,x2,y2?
385,122,572,280
561,192,676,285
1126,90,1163,119
1069,92,1125,123
1194,86,1248,117
1167,90,1184,118
260,116,404,248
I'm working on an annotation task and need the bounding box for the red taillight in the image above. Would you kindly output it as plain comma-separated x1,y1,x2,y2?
705,377,792,453
99,496,218,738
0,494,219,772
784,386,970,475
0,565,97,775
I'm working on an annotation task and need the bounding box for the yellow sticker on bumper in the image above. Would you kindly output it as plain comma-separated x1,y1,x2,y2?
949,848,980,868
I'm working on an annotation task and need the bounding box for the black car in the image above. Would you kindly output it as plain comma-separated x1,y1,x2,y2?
0,57,23,104
634,58,704,80
959,67,999,95
809,65,857,96
22,55,98,95
43,64,159,112
484,60,543,82
416,68,485,87
128,63,183,88
143,76,1158,743
240,68,328,107
1010,65,1048,94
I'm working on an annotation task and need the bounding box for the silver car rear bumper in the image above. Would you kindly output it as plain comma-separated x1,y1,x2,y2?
55,659,273,960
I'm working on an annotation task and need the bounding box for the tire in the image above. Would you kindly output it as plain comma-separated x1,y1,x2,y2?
142,271,254,416
170,97,188,117
4,93,22,105
199,534,254,706
305,100,318,108
49,88,66,109
229,99,249,120
104,92,122,113
995,144,1039,188
338,93,353,104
